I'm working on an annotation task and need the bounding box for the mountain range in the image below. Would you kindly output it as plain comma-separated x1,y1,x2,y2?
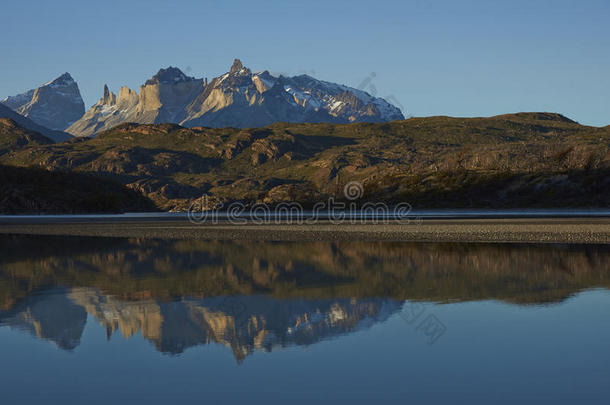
1,73,85,132
0,287,397,358
0,59,404,139
66,59,404,137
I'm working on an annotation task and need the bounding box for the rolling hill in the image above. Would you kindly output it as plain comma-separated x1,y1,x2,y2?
1,112,608,211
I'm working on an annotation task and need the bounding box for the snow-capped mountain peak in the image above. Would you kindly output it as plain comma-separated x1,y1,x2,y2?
43,72,76,88
66,59,405,137
1,72,85,131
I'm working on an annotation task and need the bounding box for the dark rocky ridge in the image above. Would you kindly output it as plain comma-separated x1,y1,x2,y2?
145,66,197,85
0,164,158,214
1,112,608,212
0,118,53,155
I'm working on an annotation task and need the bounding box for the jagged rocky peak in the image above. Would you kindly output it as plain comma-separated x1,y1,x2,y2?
0,72,85,131
67,68,204,137
117,86,138,106
44,72,76,87
229,58,251,75
101,84,116,105
145,67,195,85
66,58,405,136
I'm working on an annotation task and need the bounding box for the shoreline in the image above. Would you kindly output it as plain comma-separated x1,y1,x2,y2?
1,217,609,244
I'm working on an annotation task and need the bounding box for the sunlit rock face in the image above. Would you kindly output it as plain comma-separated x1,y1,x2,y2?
1,73,85,131
66,59,404,137
66,68,204,137
0,285,400,361
68,288,401,361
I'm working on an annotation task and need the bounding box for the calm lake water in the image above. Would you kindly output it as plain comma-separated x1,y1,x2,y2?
0,235,609,404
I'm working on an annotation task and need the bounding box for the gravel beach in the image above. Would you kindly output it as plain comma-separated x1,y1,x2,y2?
1,217,609,243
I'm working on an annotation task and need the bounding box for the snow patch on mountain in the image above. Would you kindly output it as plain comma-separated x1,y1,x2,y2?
0,73,85,131
67,59,405,137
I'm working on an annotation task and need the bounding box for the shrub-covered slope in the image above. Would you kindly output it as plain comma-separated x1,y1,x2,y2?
1,113,608,210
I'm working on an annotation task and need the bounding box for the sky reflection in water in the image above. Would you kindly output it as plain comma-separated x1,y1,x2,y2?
0,235,608,404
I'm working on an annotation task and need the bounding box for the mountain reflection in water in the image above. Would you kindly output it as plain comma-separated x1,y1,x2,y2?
0,235,608,361
1,288,399,361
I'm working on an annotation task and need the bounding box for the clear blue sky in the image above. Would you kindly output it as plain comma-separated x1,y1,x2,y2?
1,0,609,126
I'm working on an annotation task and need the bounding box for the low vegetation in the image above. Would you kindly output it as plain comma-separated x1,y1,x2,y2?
1,113,608,211
0,164,157,214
